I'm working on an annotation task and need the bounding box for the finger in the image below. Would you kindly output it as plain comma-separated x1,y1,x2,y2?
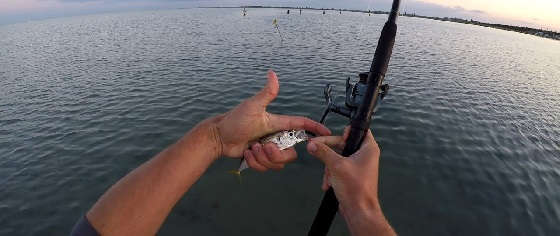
360,129,378,150
250,70,279,107
321,167,330,191
244,150,267,172
269,115,331,136
343,126,350,142
353,129,381,163
307,141,343,168
264,144,297,164
252,143,284,170
310,135,345,150
363,128,373,141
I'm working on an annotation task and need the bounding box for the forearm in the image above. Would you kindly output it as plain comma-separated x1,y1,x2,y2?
342,198,396,236
86,118,221,235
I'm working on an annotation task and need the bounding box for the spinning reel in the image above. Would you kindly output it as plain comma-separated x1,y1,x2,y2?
319,72,389,124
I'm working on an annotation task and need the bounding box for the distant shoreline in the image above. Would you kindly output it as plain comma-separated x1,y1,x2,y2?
200,6,560,41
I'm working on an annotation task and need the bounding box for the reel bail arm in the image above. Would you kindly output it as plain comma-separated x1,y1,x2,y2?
319,72,389,125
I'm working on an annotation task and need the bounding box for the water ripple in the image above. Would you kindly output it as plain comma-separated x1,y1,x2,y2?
1,8,559,236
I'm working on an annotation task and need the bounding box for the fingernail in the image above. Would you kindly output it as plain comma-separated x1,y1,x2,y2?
308,142,317,153
254,144,260,152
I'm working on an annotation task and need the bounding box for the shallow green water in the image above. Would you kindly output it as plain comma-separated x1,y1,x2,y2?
1,8,559,235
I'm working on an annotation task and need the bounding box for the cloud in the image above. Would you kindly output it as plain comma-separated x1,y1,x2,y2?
56,0,99,2
0,0,557,30
402,1,488,19
452,5,485,15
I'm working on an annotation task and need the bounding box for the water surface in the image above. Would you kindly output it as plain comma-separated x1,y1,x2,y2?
1,8,559,235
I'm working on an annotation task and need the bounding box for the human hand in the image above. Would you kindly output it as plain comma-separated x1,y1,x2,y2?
212,70,331,170
307,128,380,214
307,129,395,235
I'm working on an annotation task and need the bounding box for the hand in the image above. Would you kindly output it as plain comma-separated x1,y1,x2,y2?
307,128,380,213
307,128,395,235
213,70,331,170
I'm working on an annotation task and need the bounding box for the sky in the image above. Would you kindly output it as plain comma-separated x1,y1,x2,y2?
0,0,558,31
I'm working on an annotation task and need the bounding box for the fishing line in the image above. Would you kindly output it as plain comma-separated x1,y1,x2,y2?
273,18,284,42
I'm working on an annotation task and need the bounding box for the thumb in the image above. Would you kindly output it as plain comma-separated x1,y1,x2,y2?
307,141,342,168
251,70,279,107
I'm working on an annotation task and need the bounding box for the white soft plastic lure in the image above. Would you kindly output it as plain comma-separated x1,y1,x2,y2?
229,130,308,177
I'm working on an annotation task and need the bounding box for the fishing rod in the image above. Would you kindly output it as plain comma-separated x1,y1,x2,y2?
308,0,401,235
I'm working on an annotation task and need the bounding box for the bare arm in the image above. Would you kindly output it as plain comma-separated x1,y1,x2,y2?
307,129,396,236
83,70,331,235
86,118,221,235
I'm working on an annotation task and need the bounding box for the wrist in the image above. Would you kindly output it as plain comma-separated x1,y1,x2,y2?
341,197,394,236
200,115,224,161
346,209,392,236
176,116,224,162
343,191,381,216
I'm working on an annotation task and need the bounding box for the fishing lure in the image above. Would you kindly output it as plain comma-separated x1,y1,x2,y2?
229,130,308,177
